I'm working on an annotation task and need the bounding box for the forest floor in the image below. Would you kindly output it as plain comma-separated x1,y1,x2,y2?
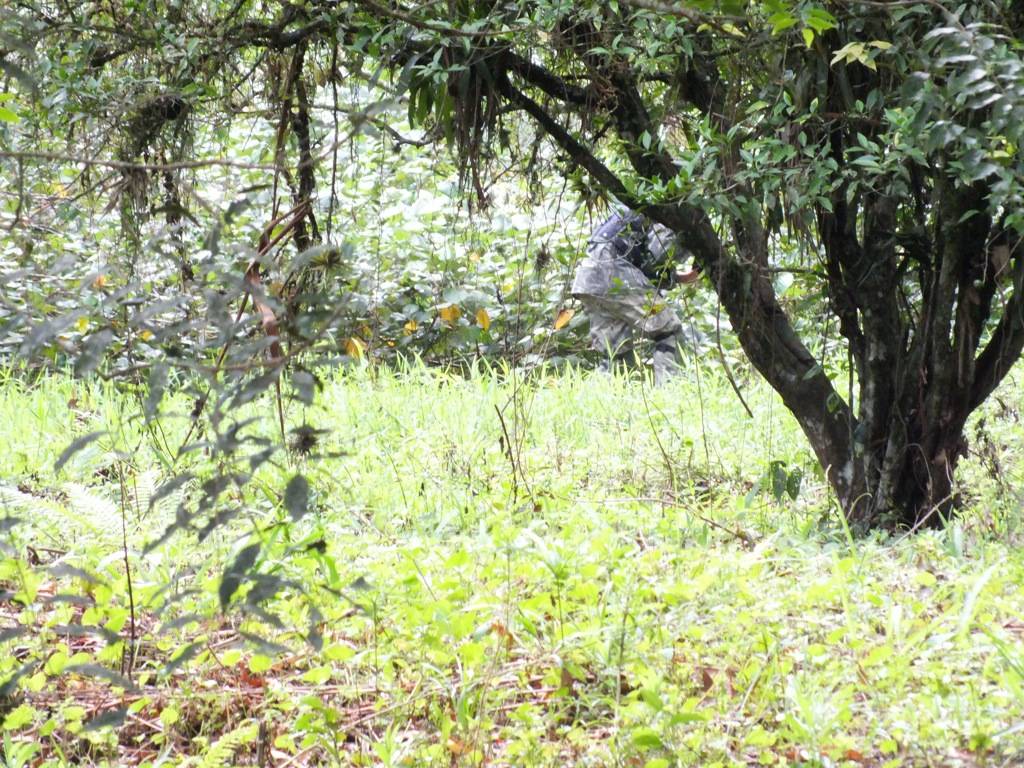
1,364,1024,767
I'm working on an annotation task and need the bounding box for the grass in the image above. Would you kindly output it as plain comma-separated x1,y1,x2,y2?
1,362,1024,767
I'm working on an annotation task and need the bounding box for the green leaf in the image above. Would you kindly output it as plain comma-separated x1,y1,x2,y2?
768,12,798,34
786,468,803,500
958,563,999,640
302,666,333,684
863,645,893,666
160,707,180,727
0,106,18,123
745,726,777,746
632,727,664,749
2,704,37,731
805,7,838,32
248,654,273,673
922,26,960,41
831,42,875,70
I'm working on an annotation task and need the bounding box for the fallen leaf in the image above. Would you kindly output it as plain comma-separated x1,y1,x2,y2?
439,304,462,324
554,308,575,330
476,308,491,331
345,337,365,359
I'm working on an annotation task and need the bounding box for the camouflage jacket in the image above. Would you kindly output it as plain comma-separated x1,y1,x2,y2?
571,211,682,295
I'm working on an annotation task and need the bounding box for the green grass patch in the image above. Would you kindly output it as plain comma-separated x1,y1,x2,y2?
1,365,1023,766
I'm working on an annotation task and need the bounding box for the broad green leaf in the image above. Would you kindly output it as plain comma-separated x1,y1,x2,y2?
768,12,798,34
2,704,37,731
863,645,893,666
632,727,664,749
248,654,273,674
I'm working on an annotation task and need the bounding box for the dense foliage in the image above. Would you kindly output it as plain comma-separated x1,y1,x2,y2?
3,1,1024,764
4,0,1024,529
2,370,1024,765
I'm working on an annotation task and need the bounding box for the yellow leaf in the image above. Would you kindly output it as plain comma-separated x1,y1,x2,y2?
345,337,365,359
139,330,154,342
475,308,491,331
554,308,575,330
438,304,462,324
92,274,108,290
468,250,481,263
447,737,470,756
403,319,418,335
75,316,89,333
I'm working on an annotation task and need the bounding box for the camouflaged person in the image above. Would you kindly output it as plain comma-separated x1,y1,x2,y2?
571,210,701,384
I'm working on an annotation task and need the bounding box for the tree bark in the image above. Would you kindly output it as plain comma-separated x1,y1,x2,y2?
117,0,1024,532
498,62,862,514
496,15,1024,530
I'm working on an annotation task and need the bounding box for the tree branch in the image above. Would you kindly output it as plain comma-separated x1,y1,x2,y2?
503,51,593,106
496,75,634,206
971,248,1024,409
237,3,333,50
348,0,518,39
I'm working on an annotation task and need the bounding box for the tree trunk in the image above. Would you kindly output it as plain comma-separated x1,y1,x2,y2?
492,14,1024,532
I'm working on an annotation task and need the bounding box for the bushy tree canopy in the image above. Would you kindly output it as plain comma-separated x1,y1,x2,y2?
4,0,1024,530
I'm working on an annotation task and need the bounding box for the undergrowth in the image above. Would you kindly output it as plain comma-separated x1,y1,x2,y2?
1,363,1023,767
